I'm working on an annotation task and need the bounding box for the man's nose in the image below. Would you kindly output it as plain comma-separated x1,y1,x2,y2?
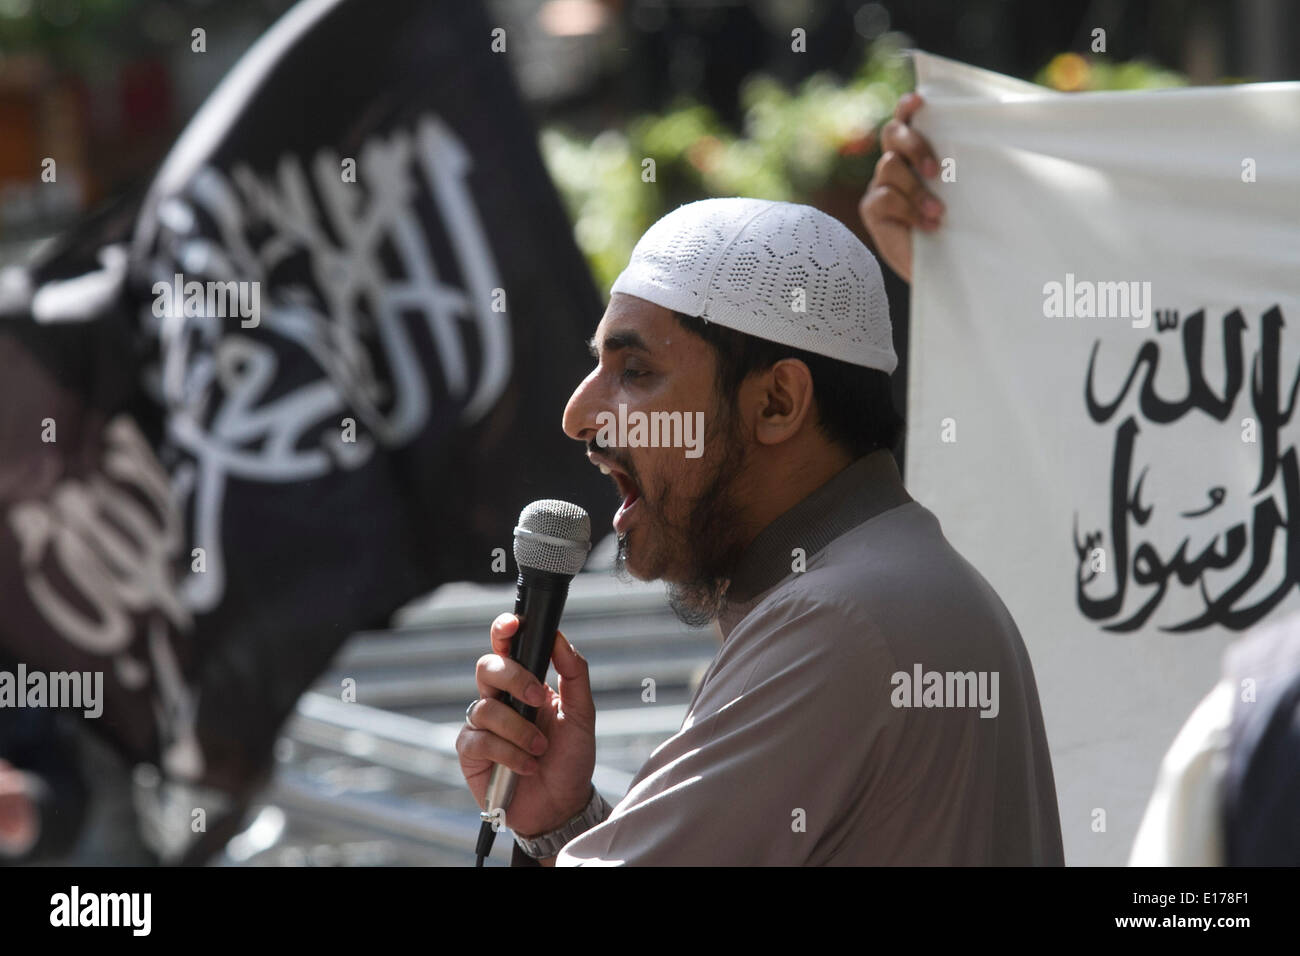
562,367,605,444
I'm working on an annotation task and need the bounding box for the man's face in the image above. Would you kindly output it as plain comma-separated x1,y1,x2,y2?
562,294,754,624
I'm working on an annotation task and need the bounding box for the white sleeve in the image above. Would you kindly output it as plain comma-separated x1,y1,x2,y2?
1128,679,1234,866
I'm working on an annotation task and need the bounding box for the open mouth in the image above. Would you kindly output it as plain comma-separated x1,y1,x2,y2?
591,454,641,532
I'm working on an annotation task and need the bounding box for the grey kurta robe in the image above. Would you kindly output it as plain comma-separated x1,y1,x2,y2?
556,450,1064,865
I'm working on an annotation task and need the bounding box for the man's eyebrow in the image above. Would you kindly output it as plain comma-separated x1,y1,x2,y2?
587,330,651,358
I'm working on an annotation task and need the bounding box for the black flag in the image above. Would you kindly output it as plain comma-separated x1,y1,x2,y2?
0,0,611,861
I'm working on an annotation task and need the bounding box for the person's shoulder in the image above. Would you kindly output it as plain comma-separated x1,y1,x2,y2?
751,498,1025,667
726,501,941,637
835,499,1012,600
823,498,953,566
728,565,901,679
793,500,971,607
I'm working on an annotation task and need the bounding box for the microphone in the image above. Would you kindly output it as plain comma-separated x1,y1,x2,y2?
475,499,591,866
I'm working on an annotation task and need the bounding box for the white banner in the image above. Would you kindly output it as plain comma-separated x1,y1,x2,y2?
906,52,1300,865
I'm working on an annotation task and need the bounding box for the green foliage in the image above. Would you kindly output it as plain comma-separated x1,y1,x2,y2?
1035,52,1188,91
542,38,1198,297
0,0,146,67
542,35,914,294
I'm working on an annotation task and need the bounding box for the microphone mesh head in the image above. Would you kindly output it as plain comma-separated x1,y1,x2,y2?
513,499,592,576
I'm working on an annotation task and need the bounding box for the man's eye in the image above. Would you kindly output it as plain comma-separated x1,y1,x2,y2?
621,367,649,382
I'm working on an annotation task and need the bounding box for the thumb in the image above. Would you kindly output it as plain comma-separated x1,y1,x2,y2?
551,630,595,727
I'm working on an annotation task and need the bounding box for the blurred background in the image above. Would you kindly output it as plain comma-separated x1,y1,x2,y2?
0,0,1295,866
2,0,1293,462
5,0,1297,269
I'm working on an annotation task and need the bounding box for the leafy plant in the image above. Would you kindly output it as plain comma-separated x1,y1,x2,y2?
542,35,916,293
547,38,1194,294
1036,52,1187,91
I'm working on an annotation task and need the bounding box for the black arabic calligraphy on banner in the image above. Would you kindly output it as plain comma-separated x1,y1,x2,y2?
1075,305,1300,632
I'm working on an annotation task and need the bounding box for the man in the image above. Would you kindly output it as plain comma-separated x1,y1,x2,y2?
456,100,1062,864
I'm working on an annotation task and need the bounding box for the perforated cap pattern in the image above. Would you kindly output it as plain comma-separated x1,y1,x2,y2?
610,198,896,373
513,499,592,576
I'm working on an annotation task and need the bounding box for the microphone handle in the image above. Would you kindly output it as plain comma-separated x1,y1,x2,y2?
484,569,573,818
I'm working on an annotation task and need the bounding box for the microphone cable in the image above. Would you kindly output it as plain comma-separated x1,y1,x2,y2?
475,817,494,866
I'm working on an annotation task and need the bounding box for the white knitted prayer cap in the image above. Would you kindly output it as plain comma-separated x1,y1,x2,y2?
610,197,895,374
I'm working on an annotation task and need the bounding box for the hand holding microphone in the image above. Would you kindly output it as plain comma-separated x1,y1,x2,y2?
455,500,597,861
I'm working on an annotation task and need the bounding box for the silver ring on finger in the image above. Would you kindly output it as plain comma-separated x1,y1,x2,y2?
465,698,482,729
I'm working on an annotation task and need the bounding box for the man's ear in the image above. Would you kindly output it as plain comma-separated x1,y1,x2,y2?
751,358,817,447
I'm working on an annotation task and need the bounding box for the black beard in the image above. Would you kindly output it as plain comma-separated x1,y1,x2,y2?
611,403,750,627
